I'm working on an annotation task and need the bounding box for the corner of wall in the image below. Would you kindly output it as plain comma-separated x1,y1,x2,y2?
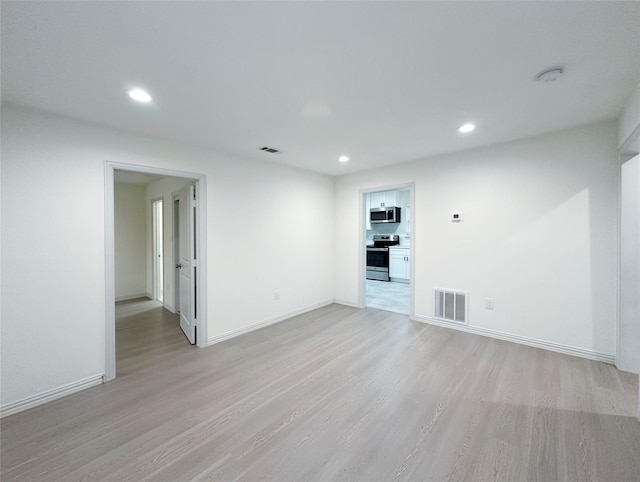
619,80,640,155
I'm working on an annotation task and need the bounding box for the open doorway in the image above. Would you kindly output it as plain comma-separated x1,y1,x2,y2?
105,162,207,382
361,183,414,316
152,197,164,303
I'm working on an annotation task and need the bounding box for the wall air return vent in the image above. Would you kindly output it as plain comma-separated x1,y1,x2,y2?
258,146,282,154
434,288,468,325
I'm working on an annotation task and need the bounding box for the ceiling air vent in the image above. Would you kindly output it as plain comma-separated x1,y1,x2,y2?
258,146,282,154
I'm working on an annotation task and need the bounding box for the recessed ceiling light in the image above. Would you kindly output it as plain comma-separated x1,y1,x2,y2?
536,67,564,83
338,155,349,163
128,88,152,103
458,123,475,133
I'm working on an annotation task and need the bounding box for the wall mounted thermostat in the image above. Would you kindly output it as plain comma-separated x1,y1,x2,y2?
452,212,463,222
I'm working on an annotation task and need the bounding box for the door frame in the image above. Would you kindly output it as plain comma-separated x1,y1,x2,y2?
104,161,208,382
358,182,415,318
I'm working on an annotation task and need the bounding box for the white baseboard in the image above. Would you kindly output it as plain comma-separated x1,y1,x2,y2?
1,374,104,418
207,299,334,346
115,292,152,302
333,298,361,308
412,314,616,365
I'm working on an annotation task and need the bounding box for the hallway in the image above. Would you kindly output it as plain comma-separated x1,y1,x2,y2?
116,298,193,377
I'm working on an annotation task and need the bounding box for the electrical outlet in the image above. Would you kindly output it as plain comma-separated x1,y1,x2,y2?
274,290,280,301
485,298,495,310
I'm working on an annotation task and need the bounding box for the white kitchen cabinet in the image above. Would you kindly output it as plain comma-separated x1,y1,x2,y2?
400,188,410,237
370,190,399,208
389,247,410,280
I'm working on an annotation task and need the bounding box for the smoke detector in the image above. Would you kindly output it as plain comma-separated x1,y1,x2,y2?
536,67,564,83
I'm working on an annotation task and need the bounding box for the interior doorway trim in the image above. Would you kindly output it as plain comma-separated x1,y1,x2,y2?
104,161,208,382
359,182,415,318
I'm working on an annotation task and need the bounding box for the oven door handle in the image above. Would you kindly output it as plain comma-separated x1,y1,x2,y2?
367,247,389,251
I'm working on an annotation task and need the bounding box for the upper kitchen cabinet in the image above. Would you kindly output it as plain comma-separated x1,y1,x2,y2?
370,190,399,208
399,188,411,236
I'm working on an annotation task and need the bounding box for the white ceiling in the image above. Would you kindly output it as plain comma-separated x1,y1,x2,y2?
2,2,639,176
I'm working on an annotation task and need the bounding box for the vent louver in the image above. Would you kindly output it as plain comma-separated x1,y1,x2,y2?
434,288,468,324
258,146,282,154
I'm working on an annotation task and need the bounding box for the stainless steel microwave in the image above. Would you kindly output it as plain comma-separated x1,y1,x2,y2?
370,206,401,224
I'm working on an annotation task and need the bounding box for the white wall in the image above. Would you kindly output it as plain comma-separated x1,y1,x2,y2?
145,176,189,312
335,122,619,358
0,104,334,408
114,182,147,300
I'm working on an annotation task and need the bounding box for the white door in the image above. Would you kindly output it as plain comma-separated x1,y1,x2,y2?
176,183,197,344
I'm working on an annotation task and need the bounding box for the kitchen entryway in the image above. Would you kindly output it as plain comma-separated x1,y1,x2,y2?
366,279,409,314
364,185,412,315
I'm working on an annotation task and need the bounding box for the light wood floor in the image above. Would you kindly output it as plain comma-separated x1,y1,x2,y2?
2,301,639,481
114,298,194,377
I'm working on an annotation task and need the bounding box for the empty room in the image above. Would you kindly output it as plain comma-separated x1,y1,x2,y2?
1,1,639,481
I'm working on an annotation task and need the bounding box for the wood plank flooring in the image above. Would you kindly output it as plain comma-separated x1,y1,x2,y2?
114,298,194,377
1,301,639,481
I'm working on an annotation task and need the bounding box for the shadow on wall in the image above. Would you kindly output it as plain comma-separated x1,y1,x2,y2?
412,126,617,356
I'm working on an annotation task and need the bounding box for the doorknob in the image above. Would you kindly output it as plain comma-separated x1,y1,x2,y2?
176,264,182,269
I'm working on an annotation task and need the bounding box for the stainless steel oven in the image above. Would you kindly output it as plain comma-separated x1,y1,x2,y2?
366,234,399,281
366,247,390,281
